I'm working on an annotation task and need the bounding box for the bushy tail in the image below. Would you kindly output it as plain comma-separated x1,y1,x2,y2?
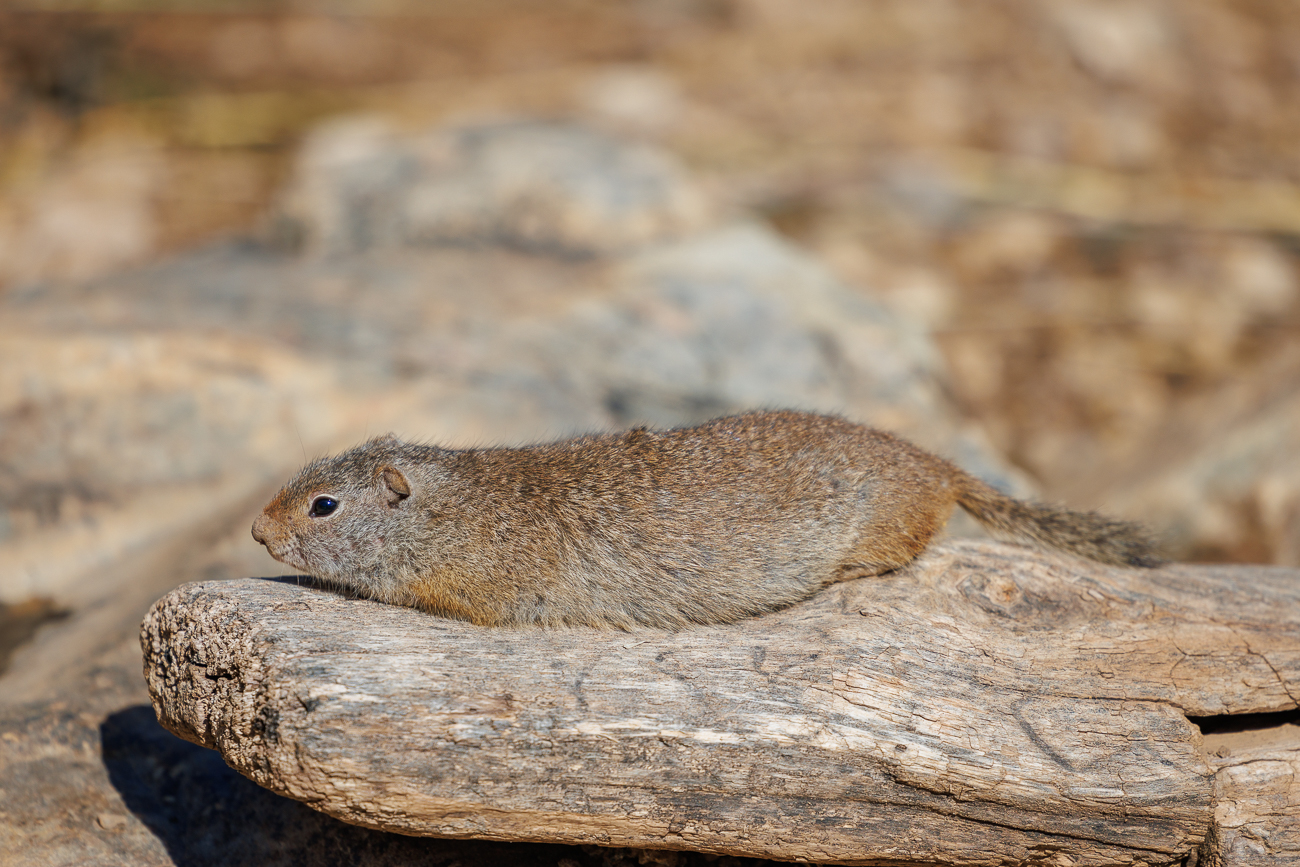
955,474,1163,568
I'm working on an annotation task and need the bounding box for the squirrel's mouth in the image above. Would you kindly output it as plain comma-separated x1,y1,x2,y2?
257,539,304,572
272,549,307,572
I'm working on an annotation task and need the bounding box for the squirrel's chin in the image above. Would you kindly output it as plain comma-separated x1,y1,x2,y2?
264,546,308,573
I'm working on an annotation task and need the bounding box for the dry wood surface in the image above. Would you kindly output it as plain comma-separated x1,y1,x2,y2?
141,540,1300,866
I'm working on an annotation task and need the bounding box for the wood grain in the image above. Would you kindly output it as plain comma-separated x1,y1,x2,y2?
141,540,1300,866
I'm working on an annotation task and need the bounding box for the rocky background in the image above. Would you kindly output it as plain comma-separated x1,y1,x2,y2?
1,1,1299,864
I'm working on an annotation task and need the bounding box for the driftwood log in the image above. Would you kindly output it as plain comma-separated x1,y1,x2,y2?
141,540,1300,866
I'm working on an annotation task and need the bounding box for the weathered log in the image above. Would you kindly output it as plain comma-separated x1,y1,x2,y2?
141,540,1300,866
1204,721,1300,865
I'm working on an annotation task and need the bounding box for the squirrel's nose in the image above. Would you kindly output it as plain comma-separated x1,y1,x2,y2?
251,514,270,546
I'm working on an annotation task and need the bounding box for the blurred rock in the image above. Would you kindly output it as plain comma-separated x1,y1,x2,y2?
565,223,949,432
0,598,67,677
0,331,341,607
0,331,336,496
1050,0,1182,92
5,120,1002,458
274,117,714,257
1114,373,1300,566
949,212,1064,283
0,132,162,288
580,65,684,137
3,224,1001,473
1222,236,1299,318
1128,235,1299,376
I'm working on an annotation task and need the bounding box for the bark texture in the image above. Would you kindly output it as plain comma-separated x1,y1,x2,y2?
141,540,1300,866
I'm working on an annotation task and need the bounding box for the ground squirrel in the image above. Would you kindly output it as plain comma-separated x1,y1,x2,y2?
251,411,1160,629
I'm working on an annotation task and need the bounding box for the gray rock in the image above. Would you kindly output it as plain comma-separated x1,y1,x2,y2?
1114,380,1300,565
500,222,949,435
275,117,713,257
0,330,347,605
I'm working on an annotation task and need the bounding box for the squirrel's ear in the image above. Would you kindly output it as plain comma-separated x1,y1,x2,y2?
380,466,411,504
373,432,400,445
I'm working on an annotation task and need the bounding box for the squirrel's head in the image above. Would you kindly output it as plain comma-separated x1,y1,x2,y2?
252,434,423,597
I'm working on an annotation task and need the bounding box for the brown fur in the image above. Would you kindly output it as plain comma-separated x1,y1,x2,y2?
251,411,1160,629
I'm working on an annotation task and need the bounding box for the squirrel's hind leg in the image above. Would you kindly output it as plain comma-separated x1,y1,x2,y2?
829,562,894,582
831,496,957,584
826,555,914,585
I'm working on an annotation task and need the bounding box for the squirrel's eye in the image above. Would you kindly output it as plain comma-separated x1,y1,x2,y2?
309,496,339,518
